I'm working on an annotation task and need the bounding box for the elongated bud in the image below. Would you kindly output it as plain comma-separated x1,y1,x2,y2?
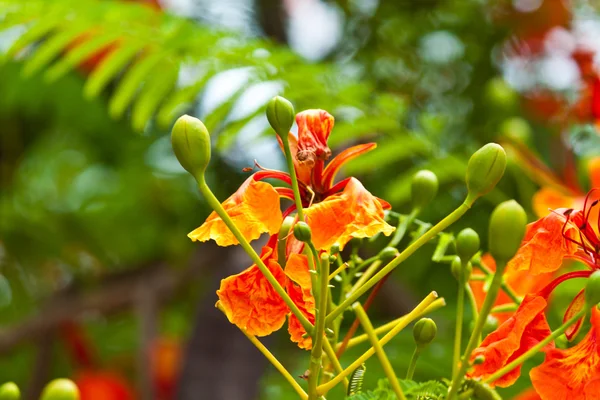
266,96,295,140
451,256,472,283
585,270,600,308
411,170,438,210
413,318,437,348
40,379,79,400
0,383,19,400
171,115,211,181
466,143,506,204
378,247,399,260
293,221,312,243
488,200,527,265
456,228,480,263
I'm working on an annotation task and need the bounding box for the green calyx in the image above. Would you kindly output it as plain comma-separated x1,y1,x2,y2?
465,143,507,204
40,379,80,400
266,96,295,140
411,170,438,210
488,200,527,265
0,383,20,400
171,115,211,182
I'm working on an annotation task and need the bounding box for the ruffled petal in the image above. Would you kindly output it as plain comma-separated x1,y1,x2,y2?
295,110,334,168
285,253,315,350
468,294,553,387
188,176,283,246
508,210,579,275
532,187,579,219
216,247,289,336
304,178,395,250
530,308,600,400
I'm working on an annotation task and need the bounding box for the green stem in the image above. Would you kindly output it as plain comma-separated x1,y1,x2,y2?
447,261,506,400
349,260,381,294
388,209,419,248
354,303,406,400
217,303,308,400
326,202,472,325
465,284,480,343
198,179,313,334
322,339,348,389
491,303,518,313
473,259,521,304
405,347,420,380
483,307,587,385
281,137,305,222
452,272,466,378
328,262,348,281
307,254,331,400
317,291,439,395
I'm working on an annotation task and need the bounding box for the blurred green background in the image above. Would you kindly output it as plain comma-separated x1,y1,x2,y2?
1,0,599,398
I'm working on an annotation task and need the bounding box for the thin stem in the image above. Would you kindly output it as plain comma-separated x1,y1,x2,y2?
447,261,506,400
405,347,420,380
281,138,306,222
490,303,518,313
353,303,406,400
328,262,348,281
339,298,446,350
349,260,381,294
452,272,466,378
217,303,308,400
307,254,331,400
317,291,439,395
483,307,587,385
353,255,381,274
322,339,348,389
465,284,480,343
198,179,313,334
473,258,522,304
327,202,472,325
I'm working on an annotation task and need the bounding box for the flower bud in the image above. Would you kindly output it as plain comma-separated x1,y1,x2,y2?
40,379,79,400
330,243,340,255
378,247,399,261
472,382,502,400
488,200,527,264
0,383,20,400
585,270,600,308
413,318,437,348
451,256,472,283
411,170,438,210
171,115,211,181
293,221,312,243
466,143,507,203
473,355,485,365
456,228,480,263
482,314,498,337
266,96,295,140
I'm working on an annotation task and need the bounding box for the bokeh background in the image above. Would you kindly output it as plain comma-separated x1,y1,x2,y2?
1,0,600,398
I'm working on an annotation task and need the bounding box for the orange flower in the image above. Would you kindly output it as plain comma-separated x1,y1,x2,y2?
190,109,394,250
530,307,600,400
216,243,316,349
470,254,554,324
468,294,553,387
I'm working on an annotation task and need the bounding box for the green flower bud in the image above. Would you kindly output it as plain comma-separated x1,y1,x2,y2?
473,355,485,365
451,257,472,283
482,314,498,337
171,115,211,181
411,170,438,210
466,143,507,204
330,244,341,255
378,247,399,261
585,270,600,308
0,383,20,400
500,117,532,144
472,381,502,400
329,255,337,264
293,221,312,243
488,200,527,264
413,318,437,348
40,379,79,400
456,228,480,263
266,96,295,140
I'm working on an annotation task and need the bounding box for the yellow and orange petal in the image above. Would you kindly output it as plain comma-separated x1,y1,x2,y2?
532,187,580,219
295,109,334,168
321,143,377,190
530,307,600,400
470,254,554,325
285,253,315,349
468,294,552,387
304,178,395,250
508,210,578,275
216,247,289,336
188,176,283,246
